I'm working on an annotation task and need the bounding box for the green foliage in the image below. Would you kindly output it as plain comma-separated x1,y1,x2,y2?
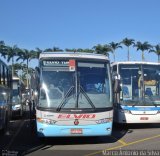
134,41,152,61
92,44,112,56
109,42,122,61
149,44,160,62
0,38,159,86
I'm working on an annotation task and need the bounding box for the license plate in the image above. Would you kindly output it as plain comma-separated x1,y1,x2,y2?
70,129,83,134
140,117,148,120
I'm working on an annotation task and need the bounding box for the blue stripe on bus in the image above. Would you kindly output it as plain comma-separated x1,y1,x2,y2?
36,122,112,137
120,105,160,111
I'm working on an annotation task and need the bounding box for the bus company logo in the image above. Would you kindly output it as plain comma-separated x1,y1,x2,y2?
74,119,79,125
58,114,96,119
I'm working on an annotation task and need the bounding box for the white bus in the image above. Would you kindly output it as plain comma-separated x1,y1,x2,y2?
112,61,160,124
11,76,24,117
32,52,113,137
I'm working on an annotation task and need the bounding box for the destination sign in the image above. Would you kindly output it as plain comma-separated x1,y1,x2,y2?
43,60,69,66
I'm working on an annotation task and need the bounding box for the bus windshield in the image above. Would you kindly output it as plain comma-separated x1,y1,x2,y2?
39,61,112,110
119,64,160,106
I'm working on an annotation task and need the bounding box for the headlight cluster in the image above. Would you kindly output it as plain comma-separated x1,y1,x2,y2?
96,118,112,124
37,118,57,125
12,105,21,110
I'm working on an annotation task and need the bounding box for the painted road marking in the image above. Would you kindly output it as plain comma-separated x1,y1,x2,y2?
86,134,160,156
110,136,127,146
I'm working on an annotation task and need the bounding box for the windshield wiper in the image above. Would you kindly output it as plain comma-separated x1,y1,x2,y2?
79,86,96,109
56,86,75,112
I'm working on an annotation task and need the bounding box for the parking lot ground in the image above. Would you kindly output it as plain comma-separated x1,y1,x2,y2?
1,114,160,156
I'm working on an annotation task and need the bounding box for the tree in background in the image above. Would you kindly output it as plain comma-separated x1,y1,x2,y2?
149,44,160,63
121,38,135,61
109,42,122,62
0,41,7,59
44,47,63,52
16,49,36,89
65,48,94,53
93,44,112,57
6,45,21,78
134,41,152,61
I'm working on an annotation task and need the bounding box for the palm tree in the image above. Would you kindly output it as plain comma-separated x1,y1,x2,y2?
82,49,94,53
134,41,152,61
9,63,23,76
121,38,135,61
65,48,77,52
93,44,112,57
44,47,63,52
0,41,7,59
149,44,160,63
6,45,21,77
65,48,94,53
16,49,35,89
30,48,42,60
109,42,122,62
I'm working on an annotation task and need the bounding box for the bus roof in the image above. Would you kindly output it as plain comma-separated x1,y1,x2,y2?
111,61,160,66
39,52,109,60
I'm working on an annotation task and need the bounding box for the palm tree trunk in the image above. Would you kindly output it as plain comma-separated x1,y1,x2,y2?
113,50,115,62
12,57,14,78
142,50,145,61
26,59,29,89
127,46,130,61
158,55,160,63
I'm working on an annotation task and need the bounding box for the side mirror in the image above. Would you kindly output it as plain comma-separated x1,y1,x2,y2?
114,79,121,93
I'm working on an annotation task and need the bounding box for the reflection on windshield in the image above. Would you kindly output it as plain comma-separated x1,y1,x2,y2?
39,61,112,109
120,64,160,106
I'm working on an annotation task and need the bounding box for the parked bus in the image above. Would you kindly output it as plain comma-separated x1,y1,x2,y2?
11,76,25,117
32,52,113,137
112,61,160,124
0,59,12,132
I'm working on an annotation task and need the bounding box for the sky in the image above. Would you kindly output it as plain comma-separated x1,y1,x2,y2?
0,0,160,67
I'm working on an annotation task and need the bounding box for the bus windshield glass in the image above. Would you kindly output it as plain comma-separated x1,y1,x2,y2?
39,60,112,110
119,64,160,106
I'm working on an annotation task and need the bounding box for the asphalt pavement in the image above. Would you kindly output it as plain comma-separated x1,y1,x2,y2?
0,108,160,156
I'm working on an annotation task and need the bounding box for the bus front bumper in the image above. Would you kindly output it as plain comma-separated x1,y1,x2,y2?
116,112,160,124
36,122,112,137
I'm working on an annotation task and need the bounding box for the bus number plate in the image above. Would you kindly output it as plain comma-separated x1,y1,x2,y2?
140,117,148,120
71,129,83,134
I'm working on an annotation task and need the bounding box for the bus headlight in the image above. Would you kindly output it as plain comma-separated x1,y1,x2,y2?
96,118,112,124
37,118,57,125
12,104,21,110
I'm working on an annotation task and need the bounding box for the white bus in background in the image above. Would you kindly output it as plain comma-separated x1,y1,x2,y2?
31,52,114,137
112,61,160,124
11,76,24,117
